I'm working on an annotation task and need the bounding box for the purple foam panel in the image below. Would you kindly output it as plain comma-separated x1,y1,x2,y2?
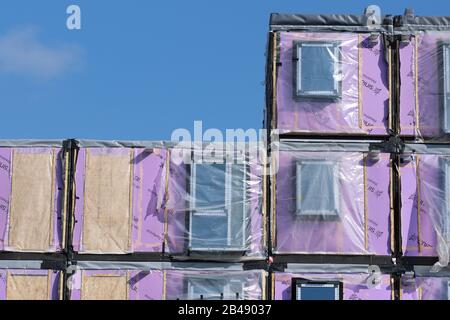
276,32,389,135
273,272,392,300
0,147,63,252
0,269,61,300
400,33,450,138
72,148,167,253
274,151,391,255
401,277,448,300
400,155,440,257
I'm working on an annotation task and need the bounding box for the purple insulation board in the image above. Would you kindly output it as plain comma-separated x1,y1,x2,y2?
400,154,446,258
399,32,450,139
273,272,392,300
274,148,391,255
0,269,61,300
276,32,390,135
73,147,167,254
0,147,64,252
401,276,449,300
68,268,265,300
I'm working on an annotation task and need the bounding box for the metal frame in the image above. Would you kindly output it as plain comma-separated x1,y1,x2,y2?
296,159,341,219
293,40,342,99
188,161,248,252
292,278,343,300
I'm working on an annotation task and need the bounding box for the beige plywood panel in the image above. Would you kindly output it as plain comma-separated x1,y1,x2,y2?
82,151,132,253
6,274,49,300
81,274,128,300
9,151,54,251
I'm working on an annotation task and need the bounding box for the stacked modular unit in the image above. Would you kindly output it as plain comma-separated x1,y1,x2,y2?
264,7,450,300
0,141,67,300
265,7,397,300
66,140,267,299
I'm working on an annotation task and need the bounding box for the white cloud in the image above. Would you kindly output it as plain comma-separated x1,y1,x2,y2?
0,27,83,79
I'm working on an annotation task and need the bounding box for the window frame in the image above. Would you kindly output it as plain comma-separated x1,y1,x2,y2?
442,42,450,133
292,278,343,301
293,40,342,99
187,277,245,300
188,161,247,252
295,159,340,219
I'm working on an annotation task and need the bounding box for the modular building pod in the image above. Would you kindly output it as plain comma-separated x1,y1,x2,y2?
396,12,450,140
66,262,267,300
0,260,63,300
400,143,450,268
401,266,450,300
266,9,393,136
0,141,66,253
272,264,393,300
271,140,393,255
71,141,266,259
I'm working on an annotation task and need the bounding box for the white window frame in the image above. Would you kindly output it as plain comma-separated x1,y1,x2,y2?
296,160,340,219
188,162,247,251
294,280,342,300
294,40,342,99
443,43,450,133
187,278,244,300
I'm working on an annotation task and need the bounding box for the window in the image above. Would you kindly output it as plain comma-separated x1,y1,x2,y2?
189,162,247,251
296,160,340,219
293,279,343,300
187,277,244,300
443,43,450,133
294,41,341,99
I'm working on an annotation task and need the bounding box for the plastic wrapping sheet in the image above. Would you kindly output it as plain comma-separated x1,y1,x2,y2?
399,30,450,140
72,142,265,258
401,276,450,300
165,143,265,259
73,147,168,254
272,141,392,255
273,31,390,135
273,264,392,300
0,267,61,300
401,266,450,300
400,147,450,269
0,147,64,252
67,262,266,300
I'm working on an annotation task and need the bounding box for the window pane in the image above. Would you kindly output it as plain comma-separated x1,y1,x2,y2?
299,44,336,94
229,164,246,248
297,284,338,300
190,214,228,249
189,278,242,300
299,162,336,214
194,164,226,209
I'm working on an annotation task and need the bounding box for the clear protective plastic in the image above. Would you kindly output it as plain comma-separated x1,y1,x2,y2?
401,275,450,300
72,142,266,259
399,30,450,141
273,31,390,136
273,264,393,300
272,141,392,255
67,262,266,300
400,146,450,269
0,146,65,253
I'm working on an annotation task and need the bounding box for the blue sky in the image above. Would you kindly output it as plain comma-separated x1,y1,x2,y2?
0,0,448,140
